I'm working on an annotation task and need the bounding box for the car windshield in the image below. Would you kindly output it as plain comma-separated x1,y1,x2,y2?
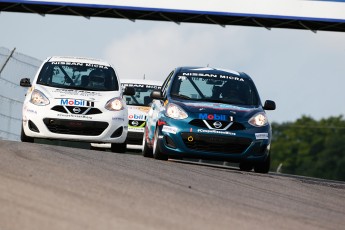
122,83,161,106
170,73,260,106
36,62,119,91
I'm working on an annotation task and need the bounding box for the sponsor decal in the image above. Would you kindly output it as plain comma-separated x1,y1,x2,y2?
158,135,164,139
138,106,150,113
60,99,94,107
162,125,178,134
128,114,146,120
127,105,150,112
129,127,144,132
112,117,125,121
197,129,236,136
122,83,161,89
255,133,269,140
184,102,250,111
53,89,102,97
51,62,109,69
128,120,145,128
199,113,227,121
26,108,37,114
57,113,92,120
181,72,243,81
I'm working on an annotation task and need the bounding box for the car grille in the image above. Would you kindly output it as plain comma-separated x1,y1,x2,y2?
128,120,146,127
181,132,251,154
51,106,102,115
43,118,108,136
189,119,245,130
126,132,144,145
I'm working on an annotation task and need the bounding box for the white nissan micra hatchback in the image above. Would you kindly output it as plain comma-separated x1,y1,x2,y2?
19,56,134,153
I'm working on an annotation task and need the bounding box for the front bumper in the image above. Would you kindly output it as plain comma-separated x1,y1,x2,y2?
22,102,128,143
155,118,271,162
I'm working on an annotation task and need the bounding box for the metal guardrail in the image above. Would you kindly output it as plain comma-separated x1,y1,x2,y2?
0,47,42,141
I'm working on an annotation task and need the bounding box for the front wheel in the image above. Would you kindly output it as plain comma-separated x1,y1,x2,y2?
21,125,34,143
152,129,168,160
254,154,271,173
111,142,127,153
239,161,253,171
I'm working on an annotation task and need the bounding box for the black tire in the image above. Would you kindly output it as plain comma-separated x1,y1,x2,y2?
239,161,253,171
20,125,34,143
90,145,98,150
111,142,127,153
152,129,168,160
142,130,153,158
254,154,271,174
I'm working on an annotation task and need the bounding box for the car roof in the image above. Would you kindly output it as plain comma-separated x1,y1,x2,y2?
176,66,246,78
121,78,162,86
46,56,112,66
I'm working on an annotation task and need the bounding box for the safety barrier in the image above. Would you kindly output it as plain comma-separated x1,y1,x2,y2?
0,47,41,141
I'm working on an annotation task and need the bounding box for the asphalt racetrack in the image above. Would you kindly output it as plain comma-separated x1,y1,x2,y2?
1,140,344,230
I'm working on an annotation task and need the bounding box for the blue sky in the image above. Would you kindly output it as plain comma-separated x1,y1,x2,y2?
1,12,345,123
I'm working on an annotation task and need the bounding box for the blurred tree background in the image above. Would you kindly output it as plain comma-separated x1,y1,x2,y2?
271,115,345,181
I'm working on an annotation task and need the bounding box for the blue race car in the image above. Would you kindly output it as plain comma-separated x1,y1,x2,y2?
142,67,276,173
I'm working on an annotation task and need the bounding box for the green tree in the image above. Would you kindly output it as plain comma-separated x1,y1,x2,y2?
271,115,345,181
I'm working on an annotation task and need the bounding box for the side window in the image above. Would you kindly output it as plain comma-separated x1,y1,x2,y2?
37,63,52,84
161,70,174,98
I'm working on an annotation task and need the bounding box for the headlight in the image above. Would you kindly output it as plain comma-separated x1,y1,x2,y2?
105,97,124,111
248,112,268,127
30,89,49,106
166,103,188,119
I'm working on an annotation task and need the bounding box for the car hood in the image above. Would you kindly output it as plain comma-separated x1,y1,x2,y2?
172,99,263,120
33,84,122,106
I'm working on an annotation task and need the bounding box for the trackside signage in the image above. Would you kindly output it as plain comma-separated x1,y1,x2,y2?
13,0,345,21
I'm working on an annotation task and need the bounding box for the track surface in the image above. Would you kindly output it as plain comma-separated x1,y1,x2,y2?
1,140,344,230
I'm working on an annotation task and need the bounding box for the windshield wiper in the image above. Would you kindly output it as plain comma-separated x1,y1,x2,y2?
200,98,226,104
37,81,50,86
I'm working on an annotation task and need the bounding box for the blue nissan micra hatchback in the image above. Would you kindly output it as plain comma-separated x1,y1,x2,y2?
142,67,275,173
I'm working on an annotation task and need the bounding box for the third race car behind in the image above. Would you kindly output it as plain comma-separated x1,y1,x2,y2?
91,78,162,150
122,79,162,149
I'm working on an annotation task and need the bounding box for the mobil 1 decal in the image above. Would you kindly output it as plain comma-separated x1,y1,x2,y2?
198,113,233,121
60,98,94,107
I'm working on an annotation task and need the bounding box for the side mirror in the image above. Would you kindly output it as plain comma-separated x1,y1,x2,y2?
123,86,135,96
20,78,31,87
263,100,276,110
150,90,164,100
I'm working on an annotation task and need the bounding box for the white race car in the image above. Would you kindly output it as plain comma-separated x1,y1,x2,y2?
19,56,134,153
91,79,162,150
122,79,162,149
